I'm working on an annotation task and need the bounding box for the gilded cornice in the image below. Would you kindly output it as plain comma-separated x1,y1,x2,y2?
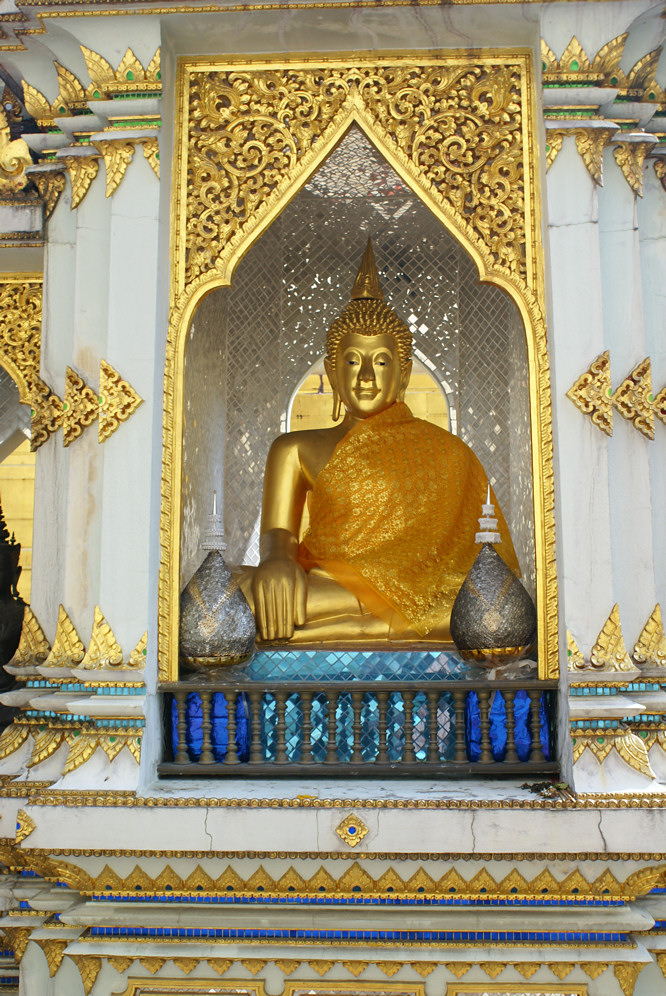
14,854,664,901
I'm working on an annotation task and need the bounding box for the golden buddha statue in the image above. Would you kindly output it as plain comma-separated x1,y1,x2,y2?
237,240,519,645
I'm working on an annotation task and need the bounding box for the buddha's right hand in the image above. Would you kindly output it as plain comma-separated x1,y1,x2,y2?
251,556,308,641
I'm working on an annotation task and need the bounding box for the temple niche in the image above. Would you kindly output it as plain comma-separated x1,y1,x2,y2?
180,126,536,604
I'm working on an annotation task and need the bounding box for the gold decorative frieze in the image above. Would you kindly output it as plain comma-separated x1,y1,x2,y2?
142,137,160,178
80,606,123,669
81,46,161,97
63,156,99,211
0,274,63,450
336,813,369,847
62,730,142,775
590,604,635,671
634,605,666,668
41,856,666,902
62,366,99,447
14,808,35,843
566,351,613,436
32,170,66,220
8,605,50,667
98,359,143,443
93,139,136,198
566,629,585,670
611,357,654,439
42,604,85,669
613,140,656,197
541,32,663,103
0,109,31,192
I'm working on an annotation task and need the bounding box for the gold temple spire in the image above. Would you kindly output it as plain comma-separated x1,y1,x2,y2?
350,237,384,302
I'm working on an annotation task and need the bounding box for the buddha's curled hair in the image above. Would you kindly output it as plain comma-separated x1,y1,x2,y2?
326,299,412,369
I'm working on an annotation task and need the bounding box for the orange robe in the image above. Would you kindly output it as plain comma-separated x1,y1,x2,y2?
300,402,520,637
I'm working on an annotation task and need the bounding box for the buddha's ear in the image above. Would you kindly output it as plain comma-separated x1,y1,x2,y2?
324,357,337,392
398,360,412,401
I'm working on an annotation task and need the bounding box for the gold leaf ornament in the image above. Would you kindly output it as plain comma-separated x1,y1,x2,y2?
71,955,102,996
614,962,644,996
28,729,65,768
545,131,564,171
633,604,666,667
590,604,636,671
611,357,654,439
128,631,148,669
92,139,136,197
80,606,124,669
0,722,29,760
63,732,98,775
98,358,143,443
38,938,68,977
42,604,85,668
8,605,50,666
15,808,36,843
63,366,99,446
653,380,666,425
566,350,613,436
62,155,99,210
616,730,654,779
142,137,160,178
566,629,586,670
0,109,31,192
32,171,67,221
613,140,656,197
335,813,369,847
21,81,51,122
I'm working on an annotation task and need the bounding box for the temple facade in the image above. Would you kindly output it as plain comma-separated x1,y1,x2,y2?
0,1,663,995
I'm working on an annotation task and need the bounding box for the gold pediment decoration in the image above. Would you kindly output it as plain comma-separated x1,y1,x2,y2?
69,955,102,996
541,33,626,85
54,62,85,107
80,606,124,669
0,275,63,450
93,139,136,197
21,81,51,124
32,170,67,220
182,60,529,294
567,629,585,671
63,366,99,446
590,604,636,672
36,938,68,977
616,730,654,779
8,605,50,667
611,357,654,439
633,604,666,668
98,358,143,443
566,350,613,436
63,156,99,210
43,605,85,668
613,140,657,197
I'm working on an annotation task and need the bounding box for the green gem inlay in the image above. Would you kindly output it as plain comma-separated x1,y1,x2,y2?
570,59,579,71
126,70,135,81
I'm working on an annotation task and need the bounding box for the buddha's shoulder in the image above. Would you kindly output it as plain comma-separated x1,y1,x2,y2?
267,426,342,457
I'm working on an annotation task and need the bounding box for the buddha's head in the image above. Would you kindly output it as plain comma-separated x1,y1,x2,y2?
324,240,413,421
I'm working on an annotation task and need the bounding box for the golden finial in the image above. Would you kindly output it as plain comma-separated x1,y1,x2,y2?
350,238,384,302
80,606,123,669
42,605,85,668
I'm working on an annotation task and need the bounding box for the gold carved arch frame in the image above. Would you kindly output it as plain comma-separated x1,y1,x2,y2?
162,52,556,681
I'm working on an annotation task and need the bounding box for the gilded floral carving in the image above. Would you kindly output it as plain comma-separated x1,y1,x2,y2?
184,62,527,292
611,357,654,439
566,350,613,436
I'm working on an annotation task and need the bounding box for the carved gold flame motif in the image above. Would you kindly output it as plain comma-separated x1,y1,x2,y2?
633,605,666,668
42,605,85,668
589,604,636,672
566,351,613,437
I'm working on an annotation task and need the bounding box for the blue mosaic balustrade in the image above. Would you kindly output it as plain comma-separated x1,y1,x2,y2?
246,648,476,682
170,686,553,765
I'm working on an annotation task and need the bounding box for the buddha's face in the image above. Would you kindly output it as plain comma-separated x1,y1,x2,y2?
325,332,412,419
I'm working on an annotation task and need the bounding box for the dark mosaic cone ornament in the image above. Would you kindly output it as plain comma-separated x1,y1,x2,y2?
450,486,536,666
180,493,255,673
